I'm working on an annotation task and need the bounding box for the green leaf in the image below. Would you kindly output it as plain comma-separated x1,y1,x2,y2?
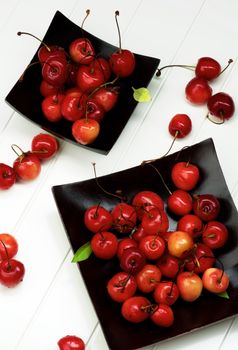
217,290,229,299
132,87,152,102
71,241,92,263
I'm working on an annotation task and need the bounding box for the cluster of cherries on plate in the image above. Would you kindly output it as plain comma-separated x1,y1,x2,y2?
0,133,59,190
82,161,230,327
0,233,25,288
158,56,235,123
18,10,136,146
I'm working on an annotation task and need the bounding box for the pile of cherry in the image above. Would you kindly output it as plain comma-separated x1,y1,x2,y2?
79,160,230,328
18,10,136,146
0,133,59,190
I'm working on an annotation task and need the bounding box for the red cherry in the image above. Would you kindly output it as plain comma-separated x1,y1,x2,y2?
41,93,64,122
141,207,169,234
57,335,85,350
185,243,215,273
132,190,164,220
40,79,63,97
0,234,18,260
121,296,150,323
0,163,16,190
111,202,137,234
138,235,166,260
93,57,111,82
42,56,69,87
153,281,180,306
207,92,235,121
168,114,192,138
202,221,229,249
31,133,59,160
107,271,137,302
72,118,100,145
167,189,193,216
135,263,162,293
90,231,118,260
156,253,179,279
76,63,106,93
185,77,212,104
150,303,174,327
177,214,203,238
13,151,41,181
195,57,221,81
84,205,112,233
61,89,88,122
132,224,149,243
69,37,95,65
110,49,136,78
0,259,25,288
85,99,105,123
193,194,220,222
171,161,200,191
202,267,229,294
120,246,146,275
91,86,119,112
38,45,66,64
117,237,138,259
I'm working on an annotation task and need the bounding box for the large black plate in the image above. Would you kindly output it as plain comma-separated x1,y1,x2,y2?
52,138,238,350
5,11,160,154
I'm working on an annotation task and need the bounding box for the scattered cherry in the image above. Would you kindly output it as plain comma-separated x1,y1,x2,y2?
57,335,85,350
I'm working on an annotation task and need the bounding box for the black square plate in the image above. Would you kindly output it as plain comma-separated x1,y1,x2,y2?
5,11,160,154
52,138,238,350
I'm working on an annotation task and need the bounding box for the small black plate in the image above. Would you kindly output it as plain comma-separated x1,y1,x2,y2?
52,138,238,350
5,11,160,154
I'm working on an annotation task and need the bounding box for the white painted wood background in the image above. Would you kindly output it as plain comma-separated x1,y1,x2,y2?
1,0,238,349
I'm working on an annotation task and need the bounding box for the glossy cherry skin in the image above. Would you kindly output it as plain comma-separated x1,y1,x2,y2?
111,203,137,234
177,214,203,238
135,263,162,293
207,92,235,120
0,259,25,288
138,235,166,260
72,118,100,145
202,267,229,294
121,295,150,323
185,243,215,273
153,281,180,306
13,152,41,181
176,271,203,302
42,56,68,87
69,37,95,65
141,207,169,234
85,99,105,123
31,133,59,160
117,237,138,259
0,163,17,190
150,303,174,327
107,271,137,302
120,246,146,275
202,221,228,249
167,230,194,258
61,90,88,122
76,63,106,93
57,335,85,350
156,253,179,279
40,79,63,97
168,114,192,138
193,194,220,222
84,205,112,233
93,57,111,82
90,231,118,260
109,49,136,78
185,77,212,104
41,93,64,122
195,57,221,81
38,45,66,64
92,86,119,112
132,190,164,220
167,189,193,216
171,161,200,191
0,234,18,260
132,224,149,243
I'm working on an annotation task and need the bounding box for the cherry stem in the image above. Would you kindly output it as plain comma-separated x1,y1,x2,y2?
156,64,195,77
206,112,225,125
11,144,25,158
88,76,119,99
218,58,233,77
81,9,90,29
141,130,179,165
17,31,51,52
145,163,172,195
92,162,126,201
0,240,11,271
114,10,122,52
